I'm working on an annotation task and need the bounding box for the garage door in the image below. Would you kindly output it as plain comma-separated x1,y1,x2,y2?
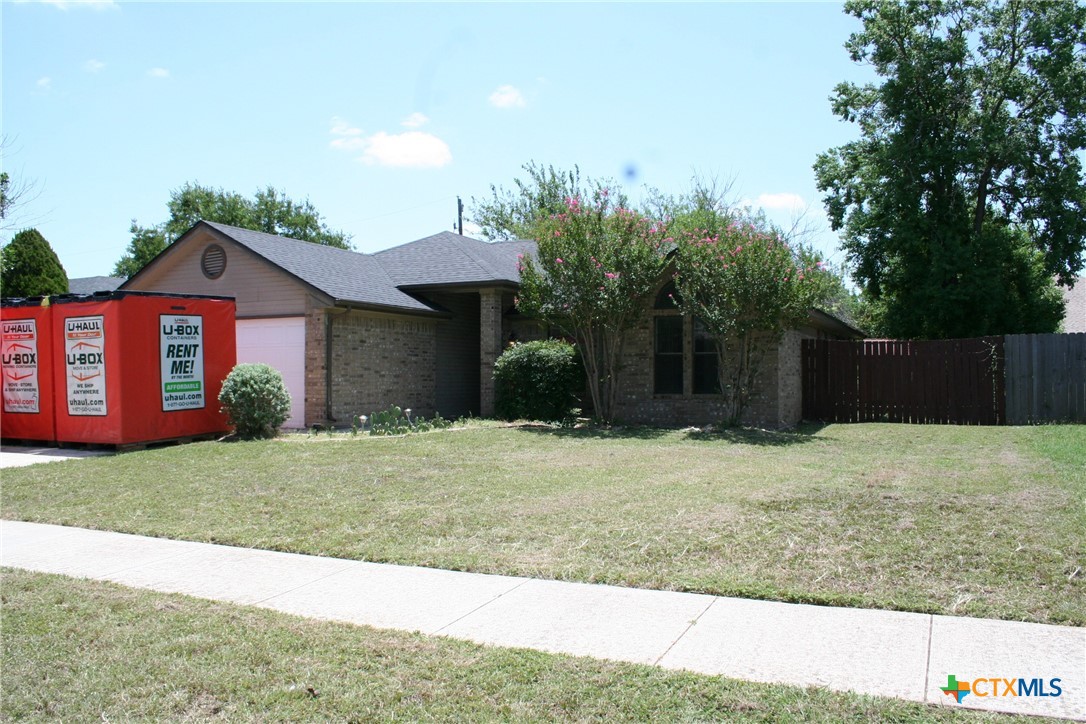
235,318,305,428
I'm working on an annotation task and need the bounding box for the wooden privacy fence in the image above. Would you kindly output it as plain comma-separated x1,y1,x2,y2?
802,337,1005,425
803,333,1086,425
1005,333,1086,424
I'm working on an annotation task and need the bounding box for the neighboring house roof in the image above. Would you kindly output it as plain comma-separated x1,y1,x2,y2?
808,308,865,339
375,230,535,288
68,276,125,294
1062,276,1086,333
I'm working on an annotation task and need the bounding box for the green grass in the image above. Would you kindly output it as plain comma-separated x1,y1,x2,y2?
0,568,1044,722
3,423,1083,625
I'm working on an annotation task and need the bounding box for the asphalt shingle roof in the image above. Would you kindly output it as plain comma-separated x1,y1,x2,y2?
375,231,535,287
192,222,541,315
202,222,439,314
68,276,125,294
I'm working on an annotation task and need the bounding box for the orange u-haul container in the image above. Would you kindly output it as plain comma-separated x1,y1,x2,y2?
1,298,56,442
52,291,236,446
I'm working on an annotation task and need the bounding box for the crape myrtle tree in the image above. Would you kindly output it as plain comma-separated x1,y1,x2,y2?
0,228,68,298
814,0,1084,338
670,206,836,426
472,162,587,241
114,182,352,278
516,189,668,423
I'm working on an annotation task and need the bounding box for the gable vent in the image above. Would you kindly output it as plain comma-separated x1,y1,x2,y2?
201,244,227,279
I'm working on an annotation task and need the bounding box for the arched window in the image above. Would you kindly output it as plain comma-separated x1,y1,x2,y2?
652,280,720,395
654,280,681,309
653,281,682,394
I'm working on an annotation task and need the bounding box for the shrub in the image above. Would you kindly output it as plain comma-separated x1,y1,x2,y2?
218,363,292,439
366,405,453,435
494,340,583,423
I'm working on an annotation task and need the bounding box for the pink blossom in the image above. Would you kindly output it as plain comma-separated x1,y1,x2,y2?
605,272,617,279
556,257,564,264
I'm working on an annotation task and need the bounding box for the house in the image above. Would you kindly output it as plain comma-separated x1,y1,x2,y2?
122,220,859,429
122,221,536,427
67,276,124,294
1062,276,1085,333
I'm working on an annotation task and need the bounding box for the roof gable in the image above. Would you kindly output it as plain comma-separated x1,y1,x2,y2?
197,222,439,314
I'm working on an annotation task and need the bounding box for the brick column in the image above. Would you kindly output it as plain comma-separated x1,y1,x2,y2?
479,289,504,417
304,303,329,427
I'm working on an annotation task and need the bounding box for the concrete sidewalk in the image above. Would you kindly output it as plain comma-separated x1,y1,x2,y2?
1,446,111,468
2,520,1082,720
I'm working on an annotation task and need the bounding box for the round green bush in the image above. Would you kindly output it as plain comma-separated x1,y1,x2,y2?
218,363,292,439
494,340,583,423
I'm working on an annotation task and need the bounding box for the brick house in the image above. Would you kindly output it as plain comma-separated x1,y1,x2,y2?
122,220,859,428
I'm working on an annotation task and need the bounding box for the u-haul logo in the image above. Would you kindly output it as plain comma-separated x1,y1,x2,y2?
2,318,41,414
64,315,106,416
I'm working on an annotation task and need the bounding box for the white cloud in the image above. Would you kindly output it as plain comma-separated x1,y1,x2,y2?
83,59,105,73
36,76,52,91
751,193,807,213
146,67,170,78
329,116,367,152
401,112,429,129
461,221,483,238
329,116,451,168
488,84,526,109
331,116,363,136
361,131,451,168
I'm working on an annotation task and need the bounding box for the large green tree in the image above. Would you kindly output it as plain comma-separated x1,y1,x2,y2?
113,183,352,278
472,162,599,241
1,228,68,298
814,0,1083,339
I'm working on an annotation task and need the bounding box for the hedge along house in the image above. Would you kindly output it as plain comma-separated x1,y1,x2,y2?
123,220,860,429
121,221,537,427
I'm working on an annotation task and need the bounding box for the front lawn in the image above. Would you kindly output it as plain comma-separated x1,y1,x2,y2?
0,569,1039,722
3,423,1083,625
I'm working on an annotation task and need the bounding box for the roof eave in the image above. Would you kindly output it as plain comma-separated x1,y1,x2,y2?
808,308,866,339
331,299,451,319
396,280,520,293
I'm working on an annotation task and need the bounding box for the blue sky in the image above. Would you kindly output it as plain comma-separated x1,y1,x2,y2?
2,0,873,280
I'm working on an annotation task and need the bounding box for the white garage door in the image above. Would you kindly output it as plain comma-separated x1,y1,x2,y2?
236,318,305,428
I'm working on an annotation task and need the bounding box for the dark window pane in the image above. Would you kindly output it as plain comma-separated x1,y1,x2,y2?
655,316,683,353
694,353,720,394
654,316,683,394
693,318,720,394
655,356,684,394
654,280,682,309
693,319,716,354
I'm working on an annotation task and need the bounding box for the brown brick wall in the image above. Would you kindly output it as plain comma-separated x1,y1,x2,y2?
479,289,504,417
303,298,328,426
326,308,437,424
613,306,787,428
